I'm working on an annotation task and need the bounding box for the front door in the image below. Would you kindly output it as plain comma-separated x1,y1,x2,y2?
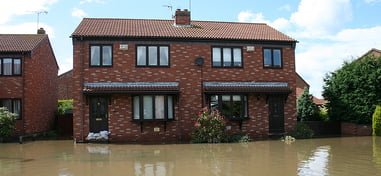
89,97,109,132
268,96,285,133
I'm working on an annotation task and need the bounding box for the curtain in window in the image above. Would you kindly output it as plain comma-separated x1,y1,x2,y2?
137,46,147,65
133,96,140,120
143,96,153,119
168,96,174,119
155,96,165,119
212,48,221,66
233,48,242,66
159,46,169,66
3,58,12,75
223,48,232,66
263,49,272,66
148,47,158,66
13,100,21,119
13,59,21,75
102,46,112,66
273,49,281,67
91,46,100,66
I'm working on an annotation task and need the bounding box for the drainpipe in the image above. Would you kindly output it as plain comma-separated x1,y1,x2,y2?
80,39,85,142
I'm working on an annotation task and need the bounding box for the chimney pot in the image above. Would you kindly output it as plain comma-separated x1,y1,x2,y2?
174,9,191,26
37,27,46,34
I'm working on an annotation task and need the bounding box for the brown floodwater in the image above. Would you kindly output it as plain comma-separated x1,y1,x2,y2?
1,136,381,176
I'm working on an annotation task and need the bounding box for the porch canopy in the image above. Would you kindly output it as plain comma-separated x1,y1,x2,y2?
83,82,180,94
203,82,292,94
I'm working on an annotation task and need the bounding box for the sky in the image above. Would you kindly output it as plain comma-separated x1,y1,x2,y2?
1,0,381,98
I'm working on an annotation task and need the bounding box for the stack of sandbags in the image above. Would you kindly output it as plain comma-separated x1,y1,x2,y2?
86,131,110,141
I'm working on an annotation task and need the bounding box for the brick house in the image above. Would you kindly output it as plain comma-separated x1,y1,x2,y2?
0,28,58,135
58,70,73,100
71,9,298,142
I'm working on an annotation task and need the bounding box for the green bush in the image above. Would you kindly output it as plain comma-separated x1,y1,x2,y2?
192,107,226,143
287,122,314,139
297,87,319,121
0,107,17,137
57,99,73,115
373,105,381,136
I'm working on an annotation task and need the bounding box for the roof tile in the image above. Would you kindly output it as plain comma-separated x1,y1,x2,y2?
0,34,47,52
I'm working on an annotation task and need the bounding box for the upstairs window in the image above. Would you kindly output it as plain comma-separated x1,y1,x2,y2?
90,45,112,66
0,58,21,76
133,95,174,121
209,94,248,120
212,47,242,67
0,99,21,120
137,46,169,67
263,48,282,68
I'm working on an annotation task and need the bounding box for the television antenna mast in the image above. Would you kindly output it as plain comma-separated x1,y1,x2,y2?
31,11,48,30
163,4,173,18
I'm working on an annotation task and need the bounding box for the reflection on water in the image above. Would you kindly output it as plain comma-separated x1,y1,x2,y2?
0,137,380,176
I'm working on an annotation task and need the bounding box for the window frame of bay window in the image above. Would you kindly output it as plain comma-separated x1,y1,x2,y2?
212,46,243,68
208,94,248,120
136,45,170,67
0,98,22,120
132,95,175,121
89,45,113,67
263,48,283,69
0,58,22,76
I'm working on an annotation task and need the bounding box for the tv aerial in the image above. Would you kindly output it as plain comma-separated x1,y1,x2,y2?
30,10,48,30
162,4,174,19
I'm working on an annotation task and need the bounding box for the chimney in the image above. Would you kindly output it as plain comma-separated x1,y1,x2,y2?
37,27,46,34
174,9,191,26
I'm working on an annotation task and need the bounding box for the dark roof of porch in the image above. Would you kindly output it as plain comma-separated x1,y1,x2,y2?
203,82,291,93
83,82,180,94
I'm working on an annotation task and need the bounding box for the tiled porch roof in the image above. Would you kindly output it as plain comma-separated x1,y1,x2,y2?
203,82,291,93
83,82,180,94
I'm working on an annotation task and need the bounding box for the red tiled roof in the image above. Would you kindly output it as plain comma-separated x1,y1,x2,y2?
72,18,297,42
296,88,326,105
0,34,47,52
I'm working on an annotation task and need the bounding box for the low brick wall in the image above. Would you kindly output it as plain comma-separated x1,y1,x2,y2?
341,122,372,136
303,121,341,137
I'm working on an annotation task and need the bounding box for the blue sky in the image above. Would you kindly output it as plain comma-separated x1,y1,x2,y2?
1,0,381,98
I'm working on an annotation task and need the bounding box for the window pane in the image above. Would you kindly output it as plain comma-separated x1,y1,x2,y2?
223,48,232,66
212,48,221,66
168,96,174,119
13,59,21,75
0,60,2,75
90,46,100,66
133,96,140,120
13,100,21,120
3,58,12,75
233,48,242,66
0,99,11,111
143,96,153,119
232,95,242,119
137,46,147,66
102,46,112,66
273,49,282,67
148,46,158,66
263,49,272,67
210,95,219,112
155,96,165,119
222,95,231,101
221,96,232,118
159,46,169,66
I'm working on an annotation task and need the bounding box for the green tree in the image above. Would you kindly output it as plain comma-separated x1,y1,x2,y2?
0,107,16,137
373,105,381,136
323,55,381,124
297,87,319,121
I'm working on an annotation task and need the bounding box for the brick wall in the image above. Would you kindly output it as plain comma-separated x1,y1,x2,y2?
22,38,58,134
73,41,296,142
58,70,73,100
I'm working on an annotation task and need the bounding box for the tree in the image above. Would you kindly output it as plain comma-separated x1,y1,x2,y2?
0,107,16,137
323,55,381,124
297,87,318,121
373,105,381,136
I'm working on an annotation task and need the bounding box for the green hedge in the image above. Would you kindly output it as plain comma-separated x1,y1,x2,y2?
373,105,381,136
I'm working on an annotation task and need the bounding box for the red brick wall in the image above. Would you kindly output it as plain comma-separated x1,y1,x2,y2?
58,70,73,100
22,38,58,134
73,41,297,142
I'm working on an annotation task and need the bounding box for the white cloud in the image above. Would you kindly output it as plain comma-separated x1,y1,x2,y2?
72,8,87,19
0,22,55,37
279,4,291,11
238,11,268,23
0,0,57,24
290,0,352,38
365,0,381,3
58,57,73,75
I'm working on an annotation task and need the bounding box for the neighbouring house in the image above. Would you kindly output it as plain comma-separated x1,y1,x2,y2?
71,9,298,143
0,28,59,136
58,70,73,100
359,48,381,58
295,73,326,106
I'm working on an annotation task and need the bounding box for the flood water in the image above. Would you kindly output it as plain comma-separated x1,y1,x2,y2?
1,136,381,176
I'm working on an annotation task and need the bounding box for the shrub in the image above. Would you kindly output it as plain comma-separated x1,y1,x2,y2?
287,122,314,139
0,107,17,137
57,99,73,115
373,105,381,136
192,107,226,143
297,87,319,121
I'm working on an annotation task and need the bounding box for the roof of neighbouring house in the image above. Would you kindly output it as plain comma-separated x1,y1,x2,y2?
296,87,326,105
0,34,48,52
359,48,381,59
71,18,297,42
